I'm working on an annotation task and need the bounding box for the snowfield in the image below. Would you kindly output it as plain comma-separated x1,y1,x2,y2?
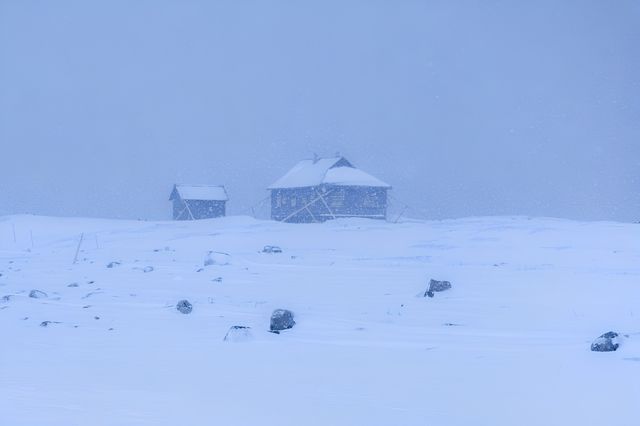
1,215,639,426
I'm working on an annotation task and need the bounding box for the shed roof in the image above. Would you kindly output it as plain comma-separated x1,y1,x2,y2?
268,157,391,189
170,184,229,201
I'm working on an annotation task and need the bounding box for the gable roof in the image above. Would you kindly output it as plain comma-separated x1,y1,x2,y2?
268,157,391,189
170,184,229,201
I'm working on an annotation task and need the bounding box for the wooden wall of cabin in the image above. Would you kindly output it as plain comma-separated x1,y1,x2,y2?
173,199,226,220
324,186,387,219
270,186,387,222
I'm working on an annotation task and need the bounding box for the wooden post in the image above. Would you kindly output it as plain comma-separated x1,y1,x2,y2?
394,206,408,224
73,233,84,264
184,200,195,220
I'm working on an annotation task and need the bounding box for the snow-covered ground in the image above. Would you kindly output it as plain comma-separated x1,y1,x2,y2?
1,215,638,425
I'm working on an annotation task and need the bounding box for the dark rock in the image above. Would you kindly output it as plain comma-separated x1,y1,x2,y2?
176,299,193,314
67,283,79,288
143,266,154,273
29,290,47,299
429,279,452,292
212,277,223,283
106,261,121,268
223,325,253,342
591,331,620,352
424,279,451,297
262,245,283,254
270,309,295,331
82,291,102,299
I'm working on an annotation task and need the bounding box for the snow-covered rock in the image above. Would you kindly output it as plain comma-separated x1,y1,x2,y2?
204,251,231,266
29,290,47,299
223,326,253,342
262,245,283,254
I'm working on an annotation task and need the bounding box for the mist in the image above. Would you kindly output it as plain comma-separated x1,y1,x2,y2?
1,0,638,222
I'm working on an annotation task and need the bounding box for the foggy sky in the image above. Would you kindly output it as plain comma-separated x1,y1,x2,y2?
1,0,639,222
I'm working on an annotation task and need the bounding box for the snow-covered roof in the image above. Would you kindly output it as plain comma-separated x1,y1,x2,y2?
268,157,391,189
170,185,228,201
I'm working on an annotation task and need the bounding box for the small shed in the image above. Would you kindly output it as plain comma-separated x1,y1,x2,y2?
169,184,228,220
268,156,391,223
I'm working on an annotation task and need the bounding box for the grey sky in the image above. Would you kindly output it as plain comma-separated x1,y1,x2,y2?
1,0,638,221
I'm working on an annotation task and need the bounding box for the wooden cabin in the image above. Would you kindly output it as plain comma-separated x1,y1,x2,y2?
169,184,228,220
268,156,391,223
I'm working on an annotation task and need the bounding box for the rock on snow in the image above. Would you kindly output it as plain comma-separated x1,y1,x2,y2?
270,309,296,332
176,299,193,314
591,331,621,352
424,279,452,297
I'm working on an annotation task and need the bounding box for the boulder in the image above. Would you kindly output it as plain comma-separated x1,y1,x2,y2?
223,326,253,343
591,331,620,352
270,309,296,332
424,279,451,297
106,261,121,268
262,245,283,254
204,251,231,266
176,299,193,314
29,290,48,299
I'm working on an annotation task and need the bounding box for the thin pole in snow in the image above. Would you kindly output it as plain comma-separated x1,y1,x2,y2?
73,233,84,264
12,224,16,243
394,206,408,224
95,234,100,249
